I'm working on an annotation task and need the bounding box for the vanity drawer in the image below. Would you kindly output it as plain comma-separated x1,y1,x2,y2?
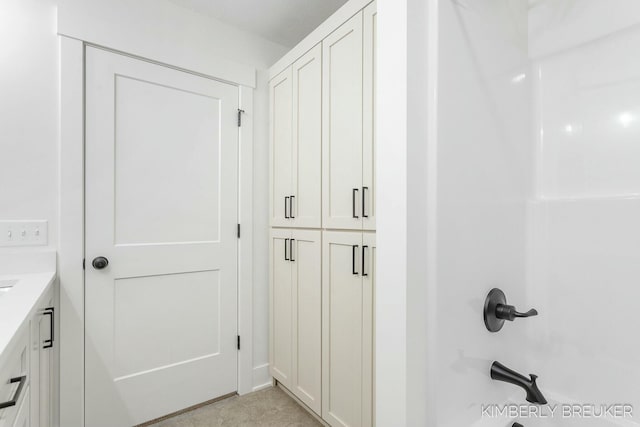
0,329,29,427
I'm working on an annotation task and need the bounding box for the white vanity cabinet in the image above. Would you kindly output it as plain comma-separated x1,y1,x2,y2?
29,287,55,427
0,279,56,427
0,330,29,427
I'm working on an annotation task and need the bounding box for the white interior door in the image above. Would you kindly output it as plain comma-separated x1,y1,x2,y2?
290,229,322,415
291,44,322,228
85,46,239,427
322,13,364,230
270,68,293,227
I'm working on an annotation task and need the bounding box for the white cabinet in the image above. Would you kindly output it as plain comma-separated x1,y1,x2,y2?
322,7,376,231
322,13,363,230
269,229,293,385
269,1,376,425
322,231,375,427
270,68,293,227
0,332,28,427
11,392,29,427
30,288,54,427
270,45,322,228
0,284,55,427
362,2,377,231
270,229,322,415
290,230,322,414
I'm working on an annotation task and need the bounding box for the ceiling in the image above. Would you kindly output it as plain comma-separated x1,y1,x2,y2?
168,0,349,47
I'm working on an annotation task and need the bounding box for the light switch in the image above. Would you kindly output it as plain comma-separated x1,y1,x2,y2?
0,220,48,247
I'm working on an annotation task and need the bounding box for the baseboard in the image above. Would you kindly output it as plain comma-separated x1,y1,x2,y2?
252,363,272,392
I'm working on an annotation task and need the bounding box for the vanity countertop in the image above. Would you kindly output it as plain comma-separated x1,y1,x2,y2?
0,252,56,357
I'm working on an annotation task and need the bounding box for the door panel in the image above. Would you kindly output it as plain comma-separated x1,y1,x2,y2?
322,231,364,427
290,230,322,414
38,306,52,427
11,387,28,427
361,233,375,427
292,45,322,228
323,13,364,230
85,47,238,426
269,229,293,387
270,68,293,227
362,3,377,231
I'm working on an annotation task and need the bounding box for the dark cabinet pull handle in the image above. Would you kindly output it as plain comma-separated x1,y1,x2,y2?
290,196,295,219
362,245,368,276
362,187,369,218
43,307,54,349
284,197,290,219
290,239,295,262
0,375,26,409
352,245,359,275
352,189,359,218
284,238,289,260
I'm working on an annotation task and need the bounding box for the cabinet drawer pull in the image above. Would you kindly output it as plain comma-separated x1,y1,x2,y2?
362,187,369,218
284,197,290,219
352,189,359,218
352,245,359,275
290,239,295,262
43,306,54,349
362,245,368,276
290,196,295,219
285,238,290,261
0,375,26,409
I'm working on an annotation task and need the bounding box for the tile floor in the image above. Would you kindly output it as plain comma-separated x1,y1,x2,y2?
148,386,322,427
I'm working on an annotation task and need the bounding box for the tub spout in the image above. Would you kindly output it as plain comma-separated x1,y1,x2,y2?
490,361,547,404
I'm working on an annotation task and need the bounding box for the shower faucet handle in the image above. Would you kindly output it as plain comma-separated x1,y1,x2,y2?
484,288,539,332
496,305,538,321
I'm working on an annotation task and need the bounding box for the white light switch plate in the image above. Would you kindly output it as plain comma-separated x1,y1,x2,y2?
0,220,48,247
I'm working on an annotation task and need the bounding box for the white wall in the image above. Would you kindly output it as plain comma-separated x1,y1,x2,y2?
0,0,287,404
0,0,59,253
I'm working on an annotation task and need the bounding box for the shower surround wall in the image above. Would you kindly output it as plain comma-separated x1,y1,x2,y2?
429,1,532,425
528,0,640,424
422,0,640,426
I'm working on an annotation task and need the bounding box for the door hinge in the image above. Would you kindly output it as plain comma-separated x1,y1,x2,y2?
237,224,241,238
237,335,241,350
82,258,85,270
237,109,245,127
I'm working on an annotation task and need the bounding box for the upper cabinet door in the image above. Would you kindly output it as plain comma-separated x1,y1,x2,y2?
270,68,293,227
362,2,377,231
291,44,323,229
323,12,364,230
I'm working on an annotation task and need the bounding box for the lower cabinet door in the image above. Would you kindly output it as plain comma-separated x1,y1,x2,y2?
11,387,29,427
322,231,374,427
290,230,322,414
270,229,293,387
38,294,54,427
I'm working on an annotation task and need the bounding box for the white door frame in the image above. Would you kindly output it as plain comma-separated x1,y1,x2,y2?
59,36,256,427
